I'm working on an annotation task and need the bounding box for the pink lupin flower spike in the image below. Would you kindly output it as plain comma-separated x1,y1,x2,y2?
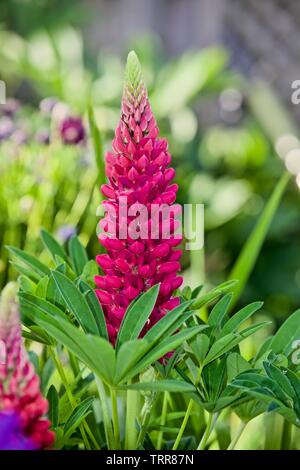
95,51,183,344
0,283,55,450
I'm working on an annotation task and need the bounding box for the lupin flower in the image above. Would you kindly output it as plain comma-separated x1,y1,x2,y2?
0,284,54,450
95,51,183,344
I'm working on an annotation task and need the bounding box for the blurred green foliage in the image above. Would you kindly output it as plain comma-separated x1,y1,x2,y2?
0,21,299,330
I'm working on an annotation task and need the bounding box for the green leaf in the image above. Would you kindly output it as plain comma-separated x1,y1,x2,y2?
253,336,273,364
202,357,227,402
263,363,296,400
35,275,49,298
7,246,50,278
40,229,69,263
114,339,150,384
190,333,210,364
46,265,65,307
78,280,108,339
229,172,290,308
10,262,40,282
47,385,59,428
68,236,88,276
221,302,263,336
181,286,192,300
208,293,233,328
64,397,94,437
120,380,196,393
143,300,192,343
18,275,36,294
28,351,39,373
54,256,76,280
21,299,115,384
191,285,204,299
22,328,54,346
41,356,55,392
86,334,116,384
20,292,69,322
285,370,300,416
191,280,238,310
226,353,251,382
204,322,269,365
232,371,291,407
81,260,98,285
51,271,99,335
116,284,160,348
269,309,300,356
128,325,207,380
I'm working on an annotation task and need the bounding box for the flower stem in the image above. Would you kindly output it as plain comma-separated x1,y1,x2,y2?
95,376,115,450
227,421,247,450
197,413,218,450
49,347,93,450
111,388,121,449
281,420,292,450
172,365,203,450
157,391,168,450
137,407,152,449
172,399,193,450
125,384,139,450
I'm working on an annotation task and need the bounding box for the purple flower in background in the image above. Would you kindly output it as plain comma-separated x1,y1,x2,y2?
0,412,37,450
0,117,14,141
11,129,28,146
35,129,50,145
59,116,85,145
57,224,77,242
2,98,20,117
39,97,58,115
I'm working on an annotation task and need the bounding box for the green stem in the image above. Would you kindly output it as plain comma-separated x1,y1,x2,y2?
49,348,91,450
157,391,168,450
111,388,121,449
172,365,203,450
125,385,139,450
227,421,247,450
172,400,194,450
63,353,100,450
68,350,80,377
197,413,218,450
137,407,152,449
281,420,292,450
95,376,115,450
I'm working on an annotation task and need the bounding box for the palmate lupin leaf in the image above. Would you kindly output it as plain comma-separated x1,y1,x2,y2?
231,362,300,427
18,262,204,386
